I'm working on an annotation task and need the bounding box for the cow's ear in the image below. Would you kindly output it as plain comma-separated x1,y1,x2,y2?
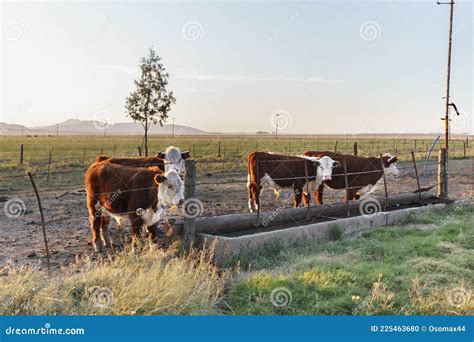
333,161,341,168
156,152,166,159
388,156,398,164
181,151,191,160
154,174,166,185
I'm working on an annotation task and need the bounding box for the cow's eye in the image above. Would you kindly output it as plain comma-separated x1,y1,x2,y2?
168,185,173,189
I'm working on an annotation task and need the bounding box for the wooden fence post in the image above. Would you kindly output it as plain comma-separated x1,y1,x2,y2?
411,151,422,200
137,146,142,156
334,141,338,152
304,160,310,218
20,144,24,165
113,145,117,156
437,148,448,198
183,159,196,252
27,172,51,273
217,142,221,157
463,142,466,159
353,142,358,156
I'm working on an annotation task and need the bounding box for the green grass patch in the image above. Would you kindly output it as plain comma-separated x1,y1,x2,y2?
225,205,474,315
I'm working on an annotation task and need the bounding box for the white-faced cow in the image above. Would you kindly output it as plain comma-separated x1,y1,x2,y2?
95,146,190,175
303,151,399,204
156,146,191,175
85,163,184,252
246,152,340,212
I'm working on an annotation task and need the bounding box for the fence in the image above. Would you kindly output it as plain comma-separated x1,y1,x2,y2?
0,139,469,268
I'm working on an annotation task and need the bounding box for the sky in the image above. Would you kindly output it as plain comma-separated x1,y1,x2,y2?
0,0,472,134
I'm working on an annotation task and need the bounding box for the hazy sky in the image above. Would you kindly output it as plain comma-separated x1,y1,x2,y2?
1,0,472,134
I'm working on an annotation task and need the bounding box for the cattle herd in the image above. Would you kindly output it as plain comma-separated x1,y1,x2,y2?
85,147,399,252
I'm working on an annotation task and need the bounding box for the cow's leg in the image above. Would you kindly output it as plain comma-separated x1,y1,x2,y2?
346,188,360,201
302,191,311,207
89,214,102,253
314,184,324,205
247,182,256,212
128,212,143,247
293,187,303,208
145,223,158,245
87,196,103,253
253,184,262,211
100,216,112,248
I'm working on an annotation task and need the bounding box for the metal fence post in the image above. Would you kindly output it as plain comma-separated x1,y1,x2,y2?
437,148,448,197
27,172,51,273
379,154,388,211
183,159,196,251
47,150,52,182
20,144,24,165
411,151,422,200
343,159,350,217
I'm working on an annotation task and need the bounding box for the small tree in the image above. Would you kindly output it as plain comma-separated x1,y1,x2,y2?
126,47,176,156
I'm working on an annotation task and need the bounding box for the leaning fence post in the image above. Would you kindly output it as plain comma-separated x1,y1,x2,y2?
411,151,422,200
20,144,24,165
47,150,52,182
437,148,448,198
183,159,196,252
137,146,142,156
343,159,350,217
379,154,388,211
334,140,338,152
27,172,51,274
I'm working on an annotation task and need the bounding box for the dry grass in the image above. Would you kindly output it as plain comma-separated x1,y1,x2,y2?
0,245,229,315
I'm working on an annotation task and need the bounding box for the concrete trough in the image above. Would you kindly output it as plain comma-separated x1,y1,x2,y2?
196,204,447,263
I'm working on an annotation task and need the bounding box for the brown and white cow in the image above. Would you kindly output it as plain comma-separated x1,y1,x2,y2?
303,151,399,204
85,162,184,252
246,152,340,212
95,146,190,175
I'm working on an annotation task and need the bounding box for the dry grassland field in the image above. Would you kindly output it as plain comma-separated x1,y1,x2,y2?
0,135,473,315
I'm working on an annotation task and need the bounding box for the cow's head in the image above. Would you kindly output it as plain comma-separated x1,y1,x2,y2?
156,146,190,174
154,169,185,207
381,154,399,176
314,156,340,181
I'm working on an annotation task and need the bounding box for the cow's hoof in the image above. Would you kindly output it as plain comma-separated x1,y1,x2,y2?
94,241,103,253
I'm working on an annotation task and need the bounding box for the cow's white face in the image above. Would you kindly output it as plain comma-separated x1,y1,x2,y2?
155,170,185,207
158,146,190,175
315,156,340,181
384,156,400,177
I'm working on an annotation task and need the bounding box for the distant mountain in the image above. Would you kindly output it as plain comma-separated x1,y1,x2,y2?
1,119,212,136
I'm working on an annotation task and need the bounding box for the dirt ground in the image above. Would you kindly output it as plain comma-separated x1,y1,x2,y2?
1,158,472,271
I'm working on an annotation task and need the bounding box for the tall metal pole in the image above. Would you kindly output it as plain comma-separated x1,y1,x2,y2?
439,0,455,197
443,0,455,151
